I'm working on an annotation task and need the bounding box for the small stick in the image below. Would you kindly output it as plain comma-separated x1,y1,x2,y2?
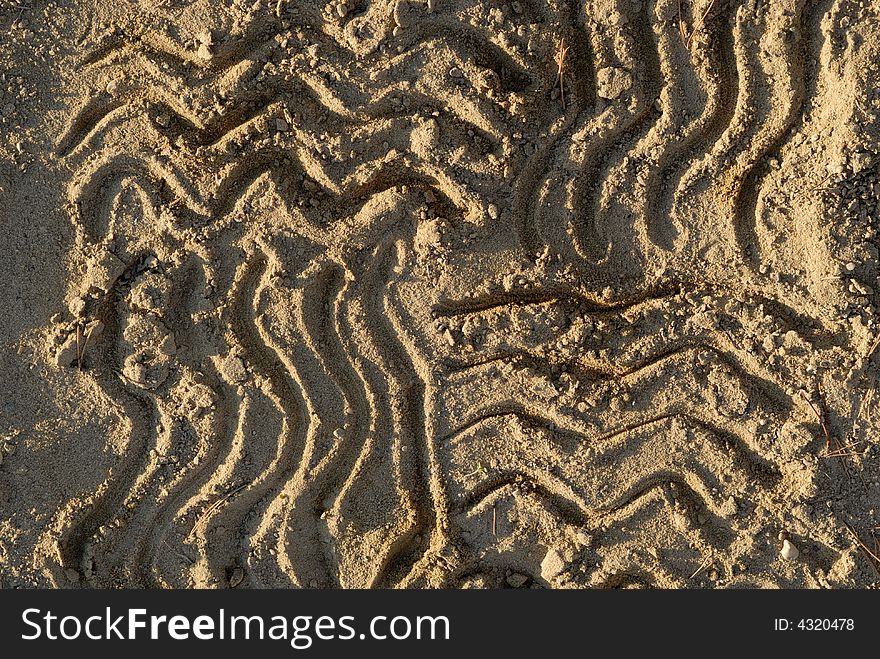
820,439,866,459
188,482,249,539
843,522,880,569
817,382,854,478
554,39,569,109
78,323,97,371
796,172,834,198
689,555,710,579
492,504,497,536
685,0,718,50
800,389,831,452
821,451,861,459
75,322,82,368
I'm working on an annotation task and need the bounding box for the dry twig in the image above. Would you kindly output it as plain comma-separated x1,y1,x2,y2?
188,482,249,539
75,322,82,369
554,39,569,109
78,322,97,370
689,555,711,579
843,522,880,570
677,0,688,44
800,389,831,452
681,0,718,50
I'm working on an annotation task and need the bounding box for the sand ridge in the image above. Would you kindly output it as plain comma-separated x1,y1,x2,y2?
0,0,879,588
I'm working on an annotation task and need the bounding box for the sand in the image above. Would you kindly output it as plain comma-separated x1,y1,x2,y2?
0,0,879,589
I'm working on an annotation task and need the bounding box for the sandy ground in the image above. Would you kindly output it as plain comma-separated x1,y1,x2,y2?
0,0,879,589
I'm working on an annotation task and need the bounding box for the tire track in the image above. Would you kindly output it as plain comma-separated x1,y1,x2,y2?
266,263,349,587
572,0,664,261
644,2,739,250
48,0,848,589
221,247,312,587
322,243,430,587
731,0,812,266
511,0,596,257
53,258,160,584
128,257,240,587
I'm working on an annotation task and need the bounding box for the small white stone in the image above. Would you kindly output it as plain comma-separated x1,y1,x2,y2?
781,539,800,561
540,547,565,581
197,43,214,61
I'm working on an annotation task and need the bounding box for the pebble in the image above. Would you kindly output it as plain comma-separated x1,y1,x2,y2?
540,547,565,581
781,539,800,561
156,113,171,128
197,43,214,61
487,203,499,220
506,572,529,588
229,567,244,588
